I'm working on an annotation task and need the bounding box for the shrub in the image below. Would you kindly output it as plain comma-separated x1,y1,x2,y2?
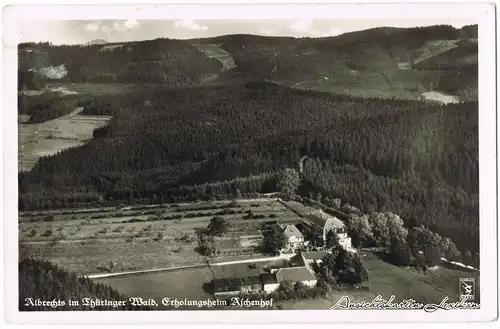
155,232,164,241
180,233,193,243
44,215,55,222
98,228,109,234
41,229,53,237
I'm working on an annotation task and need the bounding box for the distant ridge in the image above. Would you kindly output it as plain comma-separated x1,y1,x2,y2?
86,39,108,46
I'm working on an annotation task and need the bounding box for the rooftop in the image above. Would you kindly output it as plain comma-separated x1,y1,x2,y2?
283,225,304,239
212,276,261,293
276,266,316,283
306,209,345,230
289,252,308,267
260,273,278,285
303,251,328,260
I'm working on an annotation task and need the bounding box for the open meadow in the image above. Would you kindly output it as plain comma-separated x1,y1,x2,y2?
17,83,136,172
17,82,148,172
280,253,480,310
18,107,111,171
94,258,288,308
86,251,480,311
95,266,215,301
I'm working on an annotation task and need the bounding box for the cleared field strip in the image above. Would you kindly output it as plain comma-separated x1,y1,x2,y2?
192,43,237,72
18,107,111,171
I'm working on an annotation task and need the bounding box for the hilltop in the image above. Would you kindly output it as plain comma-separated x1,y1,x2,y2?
18,38,223,88
19,24,477,101
196,25,477,100
85,39,109,45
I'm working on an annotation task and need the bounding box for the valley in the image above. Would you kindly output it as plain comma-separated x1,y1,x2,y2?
17,23,481,311
18,107,111,172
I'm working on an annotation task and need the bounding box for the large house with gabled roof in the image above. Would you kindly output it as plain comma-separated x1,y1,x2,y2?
262,252,318,293
271,223,305,253
304,209,352,250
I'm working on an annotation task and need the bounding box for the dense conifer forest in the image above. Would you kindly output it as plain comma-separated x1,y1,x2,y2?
18,81,479,254
19,258,147,311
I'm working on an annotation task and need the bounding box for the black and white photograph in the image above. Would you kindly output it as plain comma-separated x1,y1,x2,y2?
1,1,498,325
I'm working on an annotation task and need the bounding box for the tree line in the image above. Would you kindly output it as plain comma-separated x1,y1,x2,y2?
19,258,151,311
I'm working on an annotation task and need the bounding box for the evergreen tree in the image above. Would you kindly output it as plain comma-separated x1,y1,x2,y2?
276,168,300,195
390,238,413,266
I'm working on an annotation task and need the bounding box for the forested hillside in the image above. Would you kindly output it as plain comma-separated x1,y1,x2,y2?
19,81,479,253
19,258,147,311
18,38,222,87
200,25,477,99
18,92,83,123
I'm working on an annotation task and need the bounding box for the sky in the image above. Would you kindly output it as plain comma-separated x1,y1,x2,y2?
17,18,477,45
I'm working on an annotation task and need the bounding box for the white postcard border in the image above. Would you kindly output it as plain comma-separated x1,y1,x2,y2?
2,0,497,324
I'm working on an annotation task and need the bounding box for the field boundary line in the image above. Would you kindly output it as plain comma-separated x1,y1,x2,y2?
84,263,206,279
86,254,296,279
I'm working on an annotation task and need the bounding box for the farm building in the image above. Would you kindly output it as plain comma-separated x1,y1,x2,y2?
264,252,318,293
260,273,280,293
275,267,317,288
304,209,352,250
212,252,320,296
212,276,262,296
271,224,305,253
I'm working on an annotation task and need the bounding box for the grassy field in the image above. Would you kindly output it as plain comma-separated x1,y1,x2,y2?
19,199,300,275
18,107,111,171
281,254,480,310
95,266,215,301
47,82,140,96
192,43,236,72
292,68,460,102
93,252,478,311
18,82,143,172
94,259,287,308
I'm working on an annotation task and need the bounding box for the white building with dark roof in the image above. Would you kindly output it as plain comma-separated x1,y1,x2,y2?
275,267,317,288
260,273,280,294
271,224,305,253
305,209,352,250
263,252,319,293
